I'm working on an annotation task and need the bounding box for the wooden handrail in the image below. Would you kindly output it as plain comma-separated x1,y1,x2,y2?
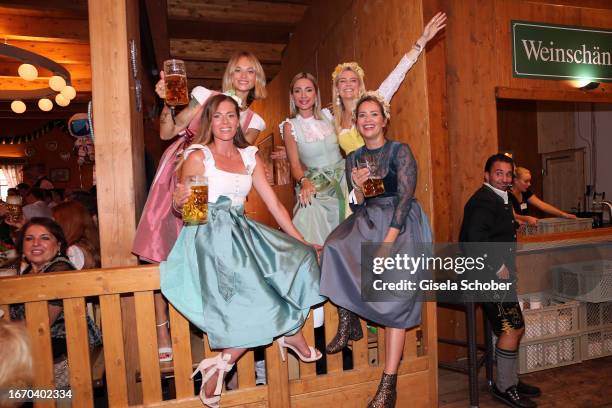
0,265,437,407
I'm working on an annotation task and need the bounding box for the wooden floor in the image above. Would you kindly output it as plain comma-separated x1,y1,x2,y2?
439,356,612,407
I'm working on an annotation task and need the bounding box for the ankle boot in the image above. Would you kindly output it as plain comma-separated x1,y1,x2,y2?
350,312,363,341
367,372,397,408
326,307,354,354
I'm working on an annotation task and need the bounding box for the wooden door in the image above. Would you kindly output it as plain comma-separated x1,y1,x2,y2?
542,148,585,212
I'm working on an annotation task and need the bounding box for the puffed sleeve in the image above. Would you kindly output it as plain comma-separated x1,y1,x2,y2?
390,143,417,229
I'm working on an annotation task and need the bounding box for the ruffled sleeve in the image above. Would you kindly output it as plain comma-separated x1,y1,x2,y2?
241,145,259,174
390,143,417,229
279,118,296,141
377,53,421,103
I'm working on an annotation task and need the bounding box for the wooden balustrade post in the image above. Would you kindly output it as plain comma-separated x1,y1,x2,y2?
88,0,146,403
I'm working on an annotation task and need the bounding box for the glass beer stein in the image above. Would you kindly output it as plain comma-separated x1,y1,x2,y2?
182,176,208,224
5,195,23,223
163,59,189,106
358,159,385,198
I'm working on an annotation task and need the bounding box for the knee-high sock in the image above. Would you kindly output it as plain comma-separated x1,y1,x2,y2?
495,346,518,392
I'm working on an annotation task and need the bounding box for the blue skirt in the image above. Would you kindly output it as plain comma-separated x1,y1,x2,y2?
161,196,325,349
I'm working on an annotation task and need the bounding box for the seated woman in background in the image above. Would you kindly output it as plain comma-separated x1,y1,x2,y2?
52,201,101,270
511,166,577,225
10,218,102,388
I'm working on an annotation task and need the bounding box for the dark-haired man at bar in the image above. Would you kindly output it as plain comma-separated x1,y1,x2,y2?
460,153,541,408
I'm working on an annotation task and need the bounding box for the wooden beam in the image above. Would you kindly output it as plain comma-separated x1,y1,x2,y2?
3,39,90,64
0,1,88,15
167,0,307,25
185,60,280,80
0,77,91,92
0,14,89,43
187,78,221,92
496,86,612,103
171,39,284,63
168,19,292,43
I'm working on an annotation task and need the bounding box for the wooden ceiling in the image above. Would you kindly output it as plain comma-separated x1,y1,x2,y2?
164,0,309,91
0,0,308,120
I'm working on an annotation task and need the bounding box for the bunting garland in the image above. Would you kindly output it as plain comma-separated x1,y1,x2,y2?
0,120,68,145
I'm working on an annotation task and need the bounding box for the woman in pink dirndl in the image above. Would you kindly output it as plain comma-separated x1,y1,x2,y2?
132,51,268,362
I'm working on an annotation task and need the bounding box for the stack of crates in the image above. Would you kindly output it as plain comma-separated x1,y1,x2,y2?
552,260,612,361
517,292,581,373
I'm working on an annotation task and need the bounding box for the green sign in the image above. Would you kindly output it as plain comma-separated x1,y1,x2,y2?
512,20,612,82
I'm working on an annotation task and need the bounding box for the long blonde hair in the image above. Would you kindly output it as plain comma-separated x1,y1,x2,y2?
222,51,267,106
331,63,366,133
515,166,531,180
289,72,323,120
0,321,33,395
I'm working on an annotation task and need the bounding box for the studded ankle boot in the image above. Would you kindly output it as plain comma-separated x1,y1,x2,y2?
367,372,397,408
350,312,363,341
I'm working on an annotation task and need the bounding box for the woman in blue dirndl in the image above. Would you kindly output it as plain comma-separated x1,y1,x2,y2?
161,94,324,407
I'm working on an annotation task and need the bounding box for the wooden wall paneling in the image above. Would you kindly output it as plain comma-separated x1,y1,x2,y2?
144,0,170,70
2,39,91,64
168,20,293,44
0,77,91,92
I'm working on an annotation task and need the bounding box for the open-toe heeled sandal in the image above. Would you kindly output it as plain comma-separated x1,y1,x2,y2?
277,336,322,363
191,353,234,408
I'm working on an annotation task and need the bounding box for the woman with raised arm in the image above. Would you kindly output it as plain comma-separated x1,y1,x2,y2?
162,94,324,408
132,52,267,362
323,12,446,155
320,93,432,408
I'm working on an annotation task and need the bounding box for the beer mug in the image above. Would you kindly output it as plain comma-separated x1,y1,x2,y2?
163,59,189,106
182,176,208,224
5,195,22,223
358,159,385,198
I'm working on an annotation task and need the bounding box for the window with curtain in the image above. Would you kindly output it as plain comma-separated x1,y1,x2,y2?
0,164,23,199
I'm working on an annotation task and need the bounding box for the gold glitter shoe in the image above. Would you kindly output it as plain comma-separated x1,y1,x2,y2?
326,307,360,354
367,372,397,408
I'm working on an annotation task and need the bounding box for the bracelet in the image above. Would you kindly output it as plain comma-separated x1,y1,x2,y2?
298,176,308,186
412,41,424,53
353,185,363,193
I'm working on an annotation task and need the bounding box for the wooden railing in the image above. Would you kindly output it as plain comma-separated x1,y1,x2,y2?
0,265,438,407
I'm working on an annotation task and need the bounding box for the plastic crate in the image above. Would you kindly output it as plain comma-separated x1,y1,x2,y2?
578,301,612,331
579,327,612,360
536,217,593,234
518,334,581,374
552,260,612,303
519,292,580,342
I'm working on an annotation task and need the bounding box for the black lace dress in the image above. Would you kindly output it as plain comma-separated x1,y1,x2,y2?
320,140,432,328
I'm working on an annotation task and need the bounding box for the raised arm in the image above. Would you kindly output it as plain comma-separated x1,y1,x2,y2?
377,12,447,102
155,72,207,140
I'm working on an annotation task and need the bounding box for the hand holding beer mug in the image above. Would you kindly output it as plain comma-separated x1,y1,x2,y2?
357,158,385,198
163,59,189,106
182,176,208,224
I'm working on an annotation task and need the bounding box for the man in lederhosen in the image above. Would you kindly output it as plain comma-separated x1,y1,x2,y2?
460,153,541,408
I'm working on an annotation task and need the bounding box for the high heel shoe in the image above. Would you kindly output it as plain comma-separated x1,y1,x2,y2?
325,307,363,354
277,336,322,363
367,372,397,408
191,353,235,408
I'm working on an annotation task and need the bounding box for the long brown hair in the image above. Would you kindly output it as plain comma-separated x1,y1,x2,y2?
52,200,100,269
192,94,251,148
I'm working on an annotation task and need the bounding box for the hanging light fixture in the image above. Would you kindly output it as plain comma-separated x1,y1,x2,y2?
18,63,38,81
61,85,76,100
38,98,53,111
55,93,70,107
11,100,26,114
49,75,66,92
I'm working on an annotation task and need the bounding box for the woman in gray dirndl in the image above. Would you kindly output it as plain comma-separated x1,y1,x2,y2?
320,92,432,408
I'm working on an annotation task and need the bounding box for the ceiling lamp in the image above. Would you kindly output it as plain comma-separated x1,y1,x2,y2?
49,75,66,92
18,63,38,81
55,93,70,107
60,85,76,100
38,98,53,111
11,100,26,114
